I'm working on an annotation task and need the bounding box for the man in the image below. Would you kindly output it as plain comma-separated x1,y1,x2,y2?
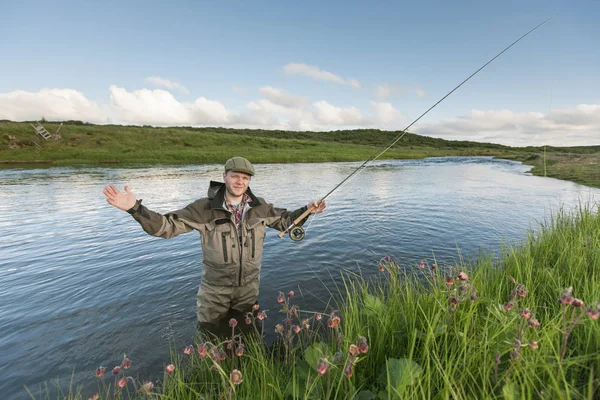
103,156,326,325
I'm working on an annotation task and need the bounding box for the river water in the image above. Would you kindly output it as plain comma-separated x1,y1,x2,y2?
0,157,597,399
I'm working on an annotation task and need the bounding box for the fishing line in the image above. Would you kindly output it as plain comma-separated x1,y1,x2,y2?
284,18,552,240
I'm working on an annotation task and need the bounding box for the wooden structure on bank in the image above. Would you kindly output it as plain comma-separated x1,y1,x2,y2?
31,121,62,141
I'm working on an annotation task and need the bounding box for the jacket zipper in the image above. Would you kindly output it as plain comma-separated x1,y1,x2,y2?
251,229,255,258
222,232,229,263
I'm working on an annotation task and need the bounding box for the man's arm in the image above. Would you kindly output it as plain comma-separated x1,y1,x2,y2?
103,184,202,239
264,200,326,231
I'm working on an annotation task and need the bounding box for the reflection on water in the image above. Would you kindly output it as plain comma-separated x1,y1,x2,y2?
0,157,598,399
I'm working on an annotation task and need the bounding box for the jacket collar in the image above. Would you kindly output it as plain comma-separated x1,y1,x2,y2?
208,180,262,210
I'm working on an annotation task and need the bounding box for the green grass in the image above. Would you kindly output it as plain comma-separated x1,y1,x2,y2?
3,120,600,188
34,205,600,399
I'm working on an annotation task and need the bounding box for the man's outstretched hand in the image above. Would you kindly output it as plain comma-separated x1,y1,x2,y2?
103,184,137,211
308,200,327,214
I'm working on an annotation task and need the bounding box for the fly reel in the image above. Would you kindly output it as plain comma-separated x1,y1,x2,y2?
289,226,306,241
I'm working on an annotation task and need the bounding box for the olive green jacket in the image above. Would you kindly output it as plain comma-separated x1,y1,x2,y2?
128,181,308,286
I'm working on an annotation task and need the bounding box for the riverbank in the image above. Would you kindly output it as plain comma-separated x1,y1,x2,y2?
41,205,600,399
2,121,600,188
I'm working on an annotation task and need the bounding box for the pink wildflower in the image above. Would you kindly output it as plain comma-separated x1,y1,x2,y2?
165,364,175,374
288,290,295,297
587,309,599,320
122,358,131,369
317,359,328,375
348,344,360,357
229,318,238,328
521,309,531,319
445,276,454,286
197,343,208,359
184,345,193,355
277,293,285,303
457,272,468,281
118,377,127,388
315,312,322,321
293,325,301,334
503,302,513,311
112,366,120,375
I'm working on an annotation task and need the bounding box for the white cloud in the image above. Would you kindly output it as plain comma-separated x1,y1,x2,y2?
258,86,308,107
5,86,597,146
313,101,365,125
0,88,110,123
283,63,361,88
145,76,190,94
415,105,600,146
109,86,230,126
375,83,427,100
371,101,406,128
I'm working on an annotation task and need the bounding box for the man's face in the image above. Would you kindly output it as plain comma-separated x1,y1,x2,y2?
223,171,251,198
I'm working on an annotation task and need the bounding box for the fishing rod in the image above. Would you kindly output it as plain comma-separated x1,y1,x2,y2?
279,18,551,241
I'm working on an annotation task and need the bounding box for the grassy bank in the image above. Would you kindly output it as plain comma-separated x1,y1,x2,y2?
42,205,600,399
3,121,600,188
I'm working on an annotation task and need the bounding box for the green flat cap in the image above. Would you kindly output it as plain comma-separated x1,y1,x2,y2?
224,156,255,176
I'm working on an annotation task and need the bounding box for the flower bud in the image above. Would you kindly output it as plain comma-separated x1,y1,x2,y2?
275,324,284,333
197,343,208,359
521,309,531,319
118,377,127,388
229,318,238,328
165,364,175,374
293,325,301,334
503,302,513,311
315,312,322,321
112,366,121,375
445,276,454,286
288,290,295,298
357,336,369,354
317,359,328,375
573,298,585,308
529,341,539,350
252,304,260,311
122,358,131,369
184,345,193,355
528,318,540,328
95,366,105,378
457,272,468,281
236,345,244,357
348,344,360,357
277,293,285,303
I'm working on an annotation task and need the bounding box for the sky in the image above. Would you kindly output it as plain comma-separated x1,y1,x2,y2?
1,0,598,147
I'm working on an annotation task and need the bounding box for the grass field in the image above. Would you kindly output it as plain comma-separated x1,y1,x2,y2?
2,121,600,189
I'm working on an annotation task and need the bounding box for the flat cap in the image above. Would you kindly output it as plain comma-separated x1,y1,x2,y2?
224,157,255,176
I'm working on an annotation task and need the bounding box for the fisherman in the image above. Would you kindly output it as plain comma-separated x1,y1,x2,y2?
103,156,326,326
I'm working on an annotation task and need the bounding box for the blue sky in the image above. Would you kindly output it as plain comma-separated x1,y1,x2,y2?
1,0,598,146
